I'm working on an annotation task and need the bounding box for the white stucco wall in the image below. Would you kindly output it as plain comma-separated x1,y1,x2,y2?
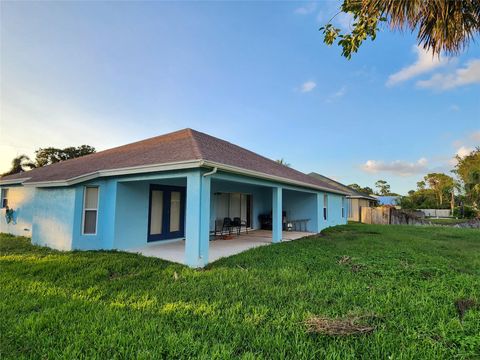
0,186,36,238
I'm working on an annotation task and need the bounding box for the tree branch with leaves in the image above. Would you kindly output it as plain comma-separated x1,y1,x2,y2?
320,0,480,59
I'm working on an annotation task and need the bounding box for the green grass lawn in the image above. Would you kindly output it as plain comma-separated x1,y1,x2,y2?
427,218,473,225
1,224,479,359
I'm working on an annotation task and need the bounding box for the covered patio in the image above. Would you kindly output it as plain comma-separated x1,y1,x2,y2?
127,229,315,264
112,169,330,267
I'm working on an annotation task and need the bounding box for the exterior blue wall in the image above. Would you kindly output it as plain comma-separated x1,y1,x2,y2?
71,179,119,250
0,185,35,237
319,192,347,230
31,187,76,250
113,174,188,250
282,189,319,232
1,168,347,266
113,181,149,249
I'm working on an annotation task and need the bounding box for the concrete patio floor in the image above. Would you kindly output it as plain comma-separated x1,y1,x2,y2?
127,230,315,265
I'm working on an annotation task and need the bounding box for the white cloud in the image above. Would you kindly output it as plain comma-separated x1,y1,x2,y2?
456,146,474,158
417,59,480,90
449,104,460,111
333,86,346,97
336,12,353,31
361,158,428,176
294,3,317,15
325,86,346,102
300,80,317,93
315,2,352,31
386,46,450,86
449,130,479,165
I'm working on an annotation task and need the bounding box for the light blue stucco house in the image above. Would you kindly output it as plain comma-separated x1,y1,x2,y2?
0,129,348,267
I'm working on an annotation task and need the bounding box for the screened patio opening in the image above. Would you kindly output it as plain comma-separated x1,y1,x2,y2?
212,192,252,236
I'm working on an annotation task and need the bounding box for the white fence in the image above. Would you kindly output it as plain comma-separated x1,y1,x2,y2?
419,209,451,218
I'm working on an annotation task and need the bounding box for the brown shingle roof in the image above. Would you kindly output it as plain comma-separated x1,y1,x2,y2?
308,172,377,201
1,129,346,193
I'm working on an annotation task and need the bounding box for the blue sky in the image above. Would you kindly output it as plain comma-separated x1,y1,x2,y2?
1,1,479,194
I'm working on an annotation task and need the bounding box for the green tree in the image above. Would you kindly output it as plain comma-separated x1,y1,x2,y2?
320,0,480,59
348,183,373,195
453,147,480,206
423,173,455,207
374,179,391,196
34,145,96,167
1,155,36,176
416,181,426,190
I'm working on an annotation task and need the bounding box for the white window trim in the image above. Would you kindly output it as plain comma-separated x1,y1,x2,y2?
1,188,8,208
82,186,99,235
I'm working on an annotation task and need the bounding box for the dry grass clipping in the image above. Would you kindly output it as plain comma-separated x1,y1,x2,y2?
337,255,352,264
305,315,375,336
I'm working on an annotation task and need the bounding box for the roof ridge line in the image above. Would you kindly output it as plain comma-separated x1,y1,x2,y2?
187,128,204,159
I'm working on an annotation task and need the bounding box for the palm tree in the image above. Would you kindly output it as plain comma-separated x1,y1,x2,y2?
2,155,36,177
321,0,480,58
276,159,291,167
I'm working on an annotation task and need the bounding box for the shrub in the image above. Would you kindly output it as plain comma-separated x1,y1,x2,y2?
453,205,478,219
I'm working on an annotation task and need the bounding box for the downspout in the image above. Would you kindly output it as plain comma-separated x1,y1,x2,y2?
203,167,218,177
198,166,217,262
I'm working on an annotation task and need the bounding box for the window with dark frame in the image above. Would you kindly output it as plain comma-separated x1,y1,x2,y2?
323,194,328,220
1,188,8,208
83,187,99,235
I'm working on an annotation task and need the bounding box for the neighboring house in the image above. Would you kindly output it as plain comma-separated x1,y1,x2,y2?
308,172,377,222
0,129,348,267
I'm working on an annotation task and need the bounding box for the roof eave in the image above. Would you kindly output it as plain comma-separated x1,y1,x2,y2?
0,177,30,186
15,159,349,195
23,160,204,187
203,161,350,195
347,195,378,201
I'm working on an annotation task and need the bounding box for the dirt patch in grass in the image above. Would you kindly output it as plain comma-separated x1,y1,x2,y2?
455,298,477,320
108,271,138,281
108,272,121,280
350,264,366,273
305,314,376,336
337,256,366,272
420,270,434,280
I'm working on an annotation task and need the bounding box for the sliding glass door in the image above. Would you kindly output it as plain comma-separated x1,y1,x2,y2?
214,192,252,226
148,185,186,242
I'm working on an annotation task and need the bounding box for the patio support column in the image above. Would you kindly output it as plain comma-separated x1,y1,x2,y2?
185,171,211,267
315,192,323,233
272,186,282,243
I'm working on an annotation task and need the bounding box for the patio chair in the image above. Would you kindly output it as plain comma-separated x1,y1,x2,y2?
222,217,234,236
233,217,248,235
